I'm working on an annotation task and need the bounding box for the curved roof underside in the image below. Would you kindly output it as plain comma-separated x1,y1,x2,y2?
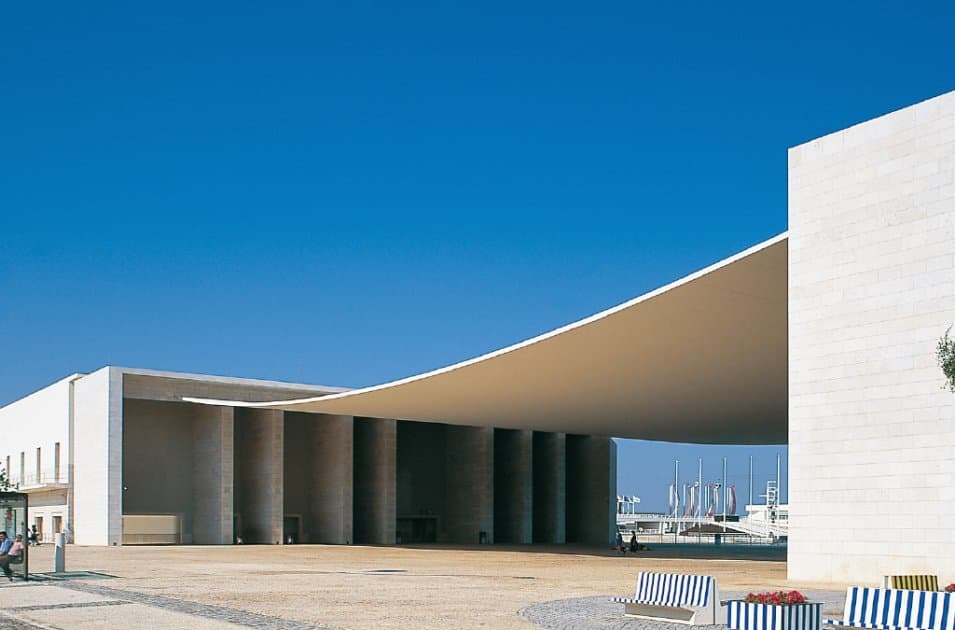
186,234,788,444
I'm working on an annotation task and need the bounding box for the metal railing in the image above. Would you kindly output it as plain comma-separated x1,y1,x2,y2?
8,469,66,488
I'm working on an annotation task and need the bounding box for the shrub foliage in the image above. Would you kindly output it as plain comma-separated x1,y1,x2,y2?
939,327,955,393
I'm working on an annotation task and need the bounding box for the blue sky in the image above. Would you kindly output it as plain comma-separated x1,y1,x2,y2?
2,2,952,511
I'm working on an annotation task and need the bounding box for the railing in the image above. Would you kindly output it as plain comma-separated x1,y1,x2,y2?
616,513,789,539
8,469,66,488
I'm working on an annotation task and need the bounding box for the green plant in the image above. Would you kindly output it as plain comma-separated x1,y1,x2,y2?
938,327,955,392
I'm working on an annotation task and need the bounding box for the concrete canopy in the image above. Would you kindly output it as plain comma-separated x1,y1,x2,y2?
186,234,788,444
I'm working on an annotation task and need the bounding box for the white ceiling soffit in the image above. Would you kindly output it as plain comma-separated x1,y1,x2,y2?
185,233,788,444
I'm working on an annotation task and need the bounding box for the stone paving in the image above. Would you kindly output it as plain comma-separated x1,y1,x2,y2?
0,581,336,629
56,581,335,629
520,590,848,630
0,610,44,630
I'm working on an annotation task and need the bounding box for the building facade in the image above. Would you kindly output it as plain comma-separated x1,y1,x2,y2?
788,90,955,582
0,367,615,547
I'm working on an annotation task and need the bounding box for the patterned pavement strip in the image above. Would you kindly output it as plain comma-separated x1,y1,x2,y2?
0,610,45,630
54,581,337,629
8,600,131,612
520,590,847,630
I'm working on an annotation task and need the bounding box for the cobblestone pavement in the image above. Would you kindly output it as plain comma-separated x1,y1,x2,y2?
47,581,337,629
520,590,848,630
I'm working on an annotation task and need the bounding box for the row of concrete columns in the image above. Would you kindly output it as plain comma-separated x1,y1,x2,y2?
189,405,614,546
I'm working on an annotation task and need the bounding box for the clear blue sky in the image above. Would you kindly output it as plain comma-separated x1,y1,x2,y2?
2,2,952,512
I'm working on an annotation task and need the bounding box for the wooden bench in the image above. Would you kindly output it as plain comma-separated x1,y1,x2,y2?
883,576,940,592
827,587,955,630
612,571,723,625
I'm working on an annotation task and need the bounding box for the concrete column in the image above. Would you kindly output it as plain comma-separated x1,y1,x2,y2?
309,414,353,544
235,408,284,544
353,417,397,544
532,431,566,544
494,429,533,543
566,435,616,546
192,405,234,544
444,425,494,544
72,367,124,546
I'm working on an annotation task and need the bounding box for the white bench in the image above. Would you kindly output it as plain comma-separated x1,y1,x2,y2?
613,571,724,625
827,587,955,630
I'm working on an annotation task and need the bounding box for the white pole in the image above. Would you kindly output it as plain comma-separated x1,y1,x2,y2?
674,459,679,539
698,458,702,520
722,456,727,532
776,453,781,505
749,455,754,510
55,532,66,572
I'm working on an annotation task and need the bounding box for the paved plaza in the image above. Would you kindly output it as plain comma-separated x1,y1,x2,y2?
0,544,848,629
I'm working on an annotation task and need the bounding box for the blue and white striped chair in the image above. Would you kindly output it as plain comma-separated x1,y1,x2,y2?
612,571,723,625
827,587,955,630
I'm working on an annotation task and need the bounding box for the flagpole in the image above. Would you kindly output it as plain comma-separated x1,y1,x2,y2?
722,456,727,533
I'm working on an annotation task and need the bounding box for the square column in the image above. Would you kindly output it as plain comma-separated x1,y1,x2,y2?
444,426,494,544
72,367,123,546
234,408,284,544
309,414,354,544
192,405,234,544
354,417,397,544
566,434,616,546
494,429,533,543
532,431,566,544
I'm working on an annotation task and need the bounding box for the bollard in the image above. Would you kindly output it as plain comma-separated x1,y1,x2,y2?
54,533,66,573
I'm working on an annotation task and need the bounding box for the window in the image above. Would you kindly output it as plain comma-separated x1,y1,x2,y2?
54,443,61,482
19,452,24,485
36,447,41,483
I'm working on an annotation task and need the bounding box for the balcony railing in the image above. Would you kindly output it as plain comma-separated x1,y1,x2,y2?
8,469,67,489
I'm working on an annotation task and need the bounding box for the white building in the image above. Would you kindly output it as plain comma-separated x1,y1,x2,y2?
1,90,953,584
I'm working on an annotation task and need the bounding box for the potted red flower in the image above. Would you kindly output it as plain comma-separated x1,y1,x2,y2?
727,590,822,630
945,584,955,593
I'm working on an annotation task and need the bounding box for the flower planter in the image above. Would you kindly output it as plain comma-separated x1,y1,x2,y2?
726,601,822,630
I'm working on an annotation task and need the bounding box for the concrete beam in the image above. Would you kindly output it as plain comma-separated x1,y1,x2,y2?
309,414,354,544
192,405,234,544
566,435,616,546
234,408,284,544
494,429,533,543
444,426,493,544
354,417,397,544
532,432,566,544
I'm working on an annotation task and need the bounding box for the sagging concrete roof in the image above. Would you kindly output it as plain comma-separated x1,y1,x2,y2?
186,234,788,444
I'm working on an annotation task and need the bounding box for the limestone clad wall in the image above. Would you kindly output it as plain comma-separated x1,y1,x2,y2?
788,91,955,582
73,366,124,546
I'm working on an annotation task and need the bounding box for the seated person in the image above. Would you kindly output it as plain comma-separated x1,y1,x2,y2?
0,533,24,581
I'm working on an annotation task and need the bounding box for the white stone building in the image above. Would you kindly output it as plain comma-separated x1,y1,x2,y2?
0,90,952,584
